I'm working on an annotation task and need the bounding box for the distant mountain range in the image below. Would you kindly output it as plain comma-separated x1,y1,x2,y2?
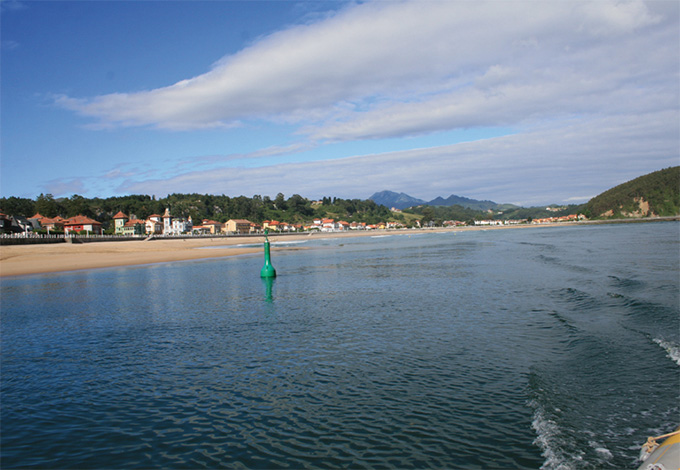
369,190,518,211
369,191,426,210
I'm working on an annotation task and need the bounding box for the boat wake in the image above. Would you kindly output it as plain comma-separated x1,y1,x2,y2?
653,337,680,366
530,400,578,470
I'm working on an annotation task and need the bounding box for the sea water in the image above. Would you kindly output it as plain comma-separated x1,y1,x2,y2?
1,222,678,469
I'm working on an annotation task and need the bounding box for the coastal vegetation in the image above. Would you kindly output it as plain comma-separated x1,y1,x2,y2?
583,166,680,219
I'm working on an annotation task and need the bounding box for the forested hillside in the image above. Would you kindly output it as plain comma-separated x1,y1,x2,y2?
584,167,680,218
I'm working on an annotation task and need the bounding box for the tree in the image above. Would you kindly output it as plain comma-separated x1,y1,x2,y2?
288,194,312,217
421,206,435,224
0,197,35,217
34,193,62,217
274,193,287,211
63,194,95,218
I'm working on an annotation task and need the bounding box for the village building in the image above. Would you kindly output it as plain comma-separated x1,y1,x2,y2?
113,211,129,235
0,212,12,232
39,215,67,232
193,219,221,234
63,215,103,235
122,219,145,236
145,219,163,235
262,220,280,231
224,219,253,234
321,218,336,231
161,208,192,235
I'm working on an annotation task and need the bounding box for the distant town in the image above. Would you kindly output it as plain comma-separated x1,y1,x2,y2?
0,205,586,240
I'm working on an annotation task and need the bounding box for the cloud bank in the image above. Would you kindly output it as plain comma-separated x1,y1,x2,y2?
58,1,675,134
119,110,679,206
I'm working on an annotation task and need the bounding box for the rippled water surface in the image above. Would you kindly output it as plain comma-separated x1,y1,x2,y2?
2,223,678,469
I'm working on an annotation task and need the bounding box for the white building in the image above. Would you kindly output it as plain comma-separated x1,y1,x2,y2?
162,208,192,235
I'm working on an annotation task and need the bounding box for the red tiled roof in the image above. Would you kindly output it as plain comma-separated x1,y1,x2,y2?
39,217,64,225
124,219,145,227
113,211,128,219
64,215,102,226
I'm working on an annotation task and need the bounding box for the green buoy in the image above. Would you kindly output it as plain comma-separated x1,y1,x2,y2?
260,229,276,278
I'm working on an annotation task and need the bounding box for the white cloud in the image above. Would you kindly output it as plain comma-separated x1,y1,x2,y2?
42,178,86,197
57,0,675,138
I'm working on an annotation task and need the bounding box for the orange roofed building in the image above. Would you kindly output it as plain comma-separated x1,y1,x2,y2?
63,215,103,235
113,211,129,234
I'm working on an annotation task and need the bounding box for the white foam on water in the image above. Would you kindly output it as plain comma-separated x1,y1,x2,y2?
589,441,613,460
271,240,308,246
530,401,583,470
653,338,680,366
197,243,260,249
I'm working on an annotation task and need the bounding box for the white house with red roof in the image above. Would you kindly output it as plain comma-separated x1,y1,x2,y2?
321,218,337,231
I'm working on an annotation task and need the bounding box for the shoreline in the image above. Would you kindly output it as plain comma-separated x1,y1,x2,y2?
1,219,676,277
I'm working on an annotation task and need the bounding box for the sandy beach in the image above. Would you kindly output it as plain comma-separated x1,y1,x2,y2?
0,224,571,277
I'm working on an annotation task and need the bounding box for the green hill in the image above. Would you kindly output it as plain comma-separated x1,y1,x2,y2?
585,167,680,219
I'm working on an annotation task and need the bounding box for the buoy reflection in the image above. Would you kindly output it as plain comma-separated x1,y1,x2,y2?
262,276,275,302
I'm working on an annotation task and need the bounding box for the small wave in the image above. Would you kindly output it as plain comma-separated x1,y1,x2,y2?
607,275,645,290
653,338,680,366
589,441,613,461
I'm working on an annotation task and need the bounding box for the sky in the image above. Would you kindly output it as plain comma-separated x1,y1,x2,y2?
1,0,678,207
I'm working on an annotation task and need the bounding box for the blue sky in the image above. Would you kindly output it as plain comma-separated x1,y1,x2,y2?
2,0,678,206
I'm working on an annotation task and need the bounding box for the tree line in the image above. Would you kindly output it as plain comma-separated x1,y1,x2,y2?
1,191,596,233
0,193,397,230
